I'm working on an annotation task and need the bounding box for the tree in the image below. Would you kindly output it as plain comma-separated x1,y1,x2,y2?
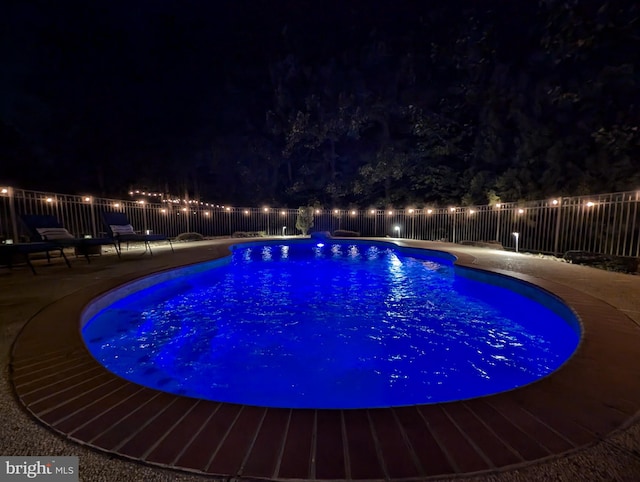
295,206,314,235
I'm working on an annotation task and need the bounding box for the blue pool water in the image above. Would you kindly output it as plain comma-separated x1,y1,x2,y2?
82,241,581,408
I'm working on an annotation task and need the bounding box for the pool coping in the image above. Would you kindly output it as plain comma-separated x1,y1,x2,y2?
9,239,640,481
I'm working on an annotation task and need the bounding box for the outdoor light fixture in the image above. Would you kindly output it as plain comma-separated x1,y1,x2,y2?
204,211,210,216
351,210,356,215
388,211,393,215
46,197,53,203
281,211,286,216
427,209,433,214
518,209,524,214
469,209,476,215
1,188,8,194
394,225,400,237
83,197,91,202
370,209,375,214
334,209,339,214
552,199,559,205
586,202,595,207
160,209,167,213
449,207,455,212
408,209,414,214
113,203,120,208
315,209,321,214
263,207,269,212
244,210,249,215
226,207,231,211
512,232,520,253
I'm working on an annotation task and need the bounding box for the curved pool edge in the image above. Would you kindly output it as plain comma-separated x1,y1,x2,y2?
9,238,640,481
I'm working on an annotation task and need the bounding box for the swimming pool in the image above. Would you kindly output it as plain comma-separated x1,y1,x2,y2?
81,240,581,409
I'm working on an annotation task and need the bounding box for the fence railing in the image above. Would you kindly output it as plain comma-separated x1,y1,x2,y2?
1,186,639,258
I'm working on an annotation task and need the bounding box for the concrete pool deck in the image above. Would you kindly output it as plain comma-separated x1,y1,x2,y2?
2,238,640,481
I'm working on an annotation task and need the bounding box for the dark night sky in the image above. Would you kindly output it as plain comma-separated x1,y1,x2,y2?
2,1,637,205
2,1,421,145
1,0,439,194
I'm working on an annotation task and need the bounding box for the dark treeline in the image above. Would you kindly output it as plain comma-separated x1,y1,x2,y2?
1,0,639,207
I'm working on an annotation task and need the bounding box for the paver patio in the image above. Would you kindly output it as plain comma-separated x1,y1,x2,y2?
3,239,640,481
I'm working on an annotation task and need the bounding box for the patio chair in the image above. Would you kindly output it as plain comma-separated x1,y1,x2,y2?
20,214,118,263
102,211,174,256
0,242,70,274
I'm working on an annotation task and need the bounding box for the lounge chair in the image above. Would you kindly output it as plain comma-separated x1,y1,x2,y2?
20,214,118,263
102,211,174,256
0,242,70,274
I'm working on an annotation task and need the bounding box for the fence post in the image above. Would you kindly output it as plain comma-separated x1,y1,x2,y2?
89,197,97,237
7,187,18,243
553,198,563,256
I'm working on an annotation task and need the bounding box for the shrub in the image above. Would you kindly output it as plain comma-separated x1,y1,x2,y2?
175,232,205,242
333,229,360,237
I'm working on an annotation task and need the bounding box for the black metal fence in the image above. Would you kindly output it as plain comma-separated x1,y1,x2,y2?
1,186,639,257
